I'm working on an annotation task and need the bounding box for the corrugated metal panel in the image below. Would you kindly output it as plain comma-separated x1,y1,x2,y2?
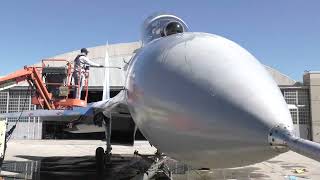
0,91,8,114
7,121,42,140
0,90,42,139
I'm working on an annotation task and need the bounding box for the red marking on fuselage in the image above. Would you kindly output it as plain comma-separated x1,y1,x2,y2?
170,114,198,131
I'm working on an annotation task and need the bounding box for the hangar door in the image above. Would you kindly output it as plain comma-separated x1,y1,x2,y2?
283,88,311,140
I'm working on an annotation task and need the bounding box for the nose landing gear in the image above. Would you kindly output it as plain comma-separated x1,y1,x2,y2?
95,114,112,175
94,114,173,179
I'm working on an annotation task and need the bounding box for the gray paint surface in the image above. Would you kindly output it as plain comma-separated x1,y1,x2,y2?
125,32,294,168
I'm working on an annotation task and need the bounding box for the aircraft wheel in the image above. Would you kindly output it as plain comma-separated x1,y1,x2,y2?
95,147,105,174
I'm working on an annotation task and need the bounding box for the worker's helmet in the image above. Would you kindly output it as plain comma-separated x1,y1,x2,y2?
80,48,89,55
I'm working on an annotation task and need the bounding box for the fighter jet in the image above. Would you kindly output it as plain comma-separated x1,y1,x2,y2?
1,13,320,169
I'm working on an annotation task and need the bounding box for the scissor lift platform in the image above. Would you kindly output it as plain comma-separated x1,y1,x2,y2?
0,59,89,110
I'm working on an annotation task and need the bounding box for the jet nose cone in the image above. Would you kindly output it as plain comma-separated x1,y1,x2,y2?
144,32,293,131
129,32,294,168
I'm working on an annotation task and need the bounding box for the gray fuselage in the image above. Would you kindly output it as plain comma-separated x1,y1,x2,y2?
125,32,293,168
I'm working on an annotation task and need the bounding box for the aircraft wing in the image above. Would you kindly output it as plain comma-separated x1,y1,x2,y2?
0,90,128,122
0,108,90,120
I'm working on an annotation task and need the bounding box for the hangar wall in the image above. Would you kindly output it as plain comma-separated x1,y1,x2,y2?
0,90,42,139
281,87,311,139
304,72,320,142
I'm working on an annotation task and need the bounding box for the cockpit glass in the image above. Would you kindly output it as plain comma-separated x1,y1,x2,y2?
141,13,189,45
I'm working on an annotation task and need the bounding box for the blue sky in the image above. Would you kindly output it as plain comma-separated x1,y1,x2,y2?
0,1,319,81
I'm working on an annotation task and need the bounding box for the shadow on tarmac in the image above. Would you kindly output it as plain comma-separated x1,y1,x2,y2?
1,154,153,180
0,155,268,180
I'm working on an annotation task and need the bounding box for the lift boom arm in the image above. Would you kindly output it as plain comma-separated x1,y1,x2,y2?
0,66,54,109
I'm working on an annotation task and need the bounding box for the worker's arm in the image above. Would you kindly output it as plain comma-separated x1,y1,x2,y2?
80,56,103,67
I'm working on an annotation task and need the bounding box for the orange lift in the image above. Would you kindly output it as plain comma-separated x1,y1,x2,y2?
0,59,89,110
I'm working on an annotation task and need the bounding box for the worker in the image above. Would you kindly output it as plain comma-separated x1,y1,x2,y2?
73,48,104,99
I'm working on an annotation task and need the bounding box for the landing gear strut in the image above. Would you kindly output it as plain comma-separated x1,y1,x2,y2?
95,115,112,174
103,116,112,163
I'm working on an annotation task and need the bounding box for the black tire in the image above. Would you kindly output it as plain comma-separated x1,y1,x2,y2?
95,147,105,174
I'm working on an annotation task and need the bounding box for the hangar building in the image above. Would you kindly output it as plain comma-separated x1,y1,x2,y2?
0,42,319,142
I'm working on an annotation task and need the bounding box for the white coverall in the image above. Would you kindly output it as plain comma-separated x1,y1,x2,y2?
73,53,101,99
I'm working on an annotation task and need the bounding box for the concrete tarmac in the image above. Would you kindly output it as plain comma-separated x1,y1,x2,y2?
1,140,320,180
